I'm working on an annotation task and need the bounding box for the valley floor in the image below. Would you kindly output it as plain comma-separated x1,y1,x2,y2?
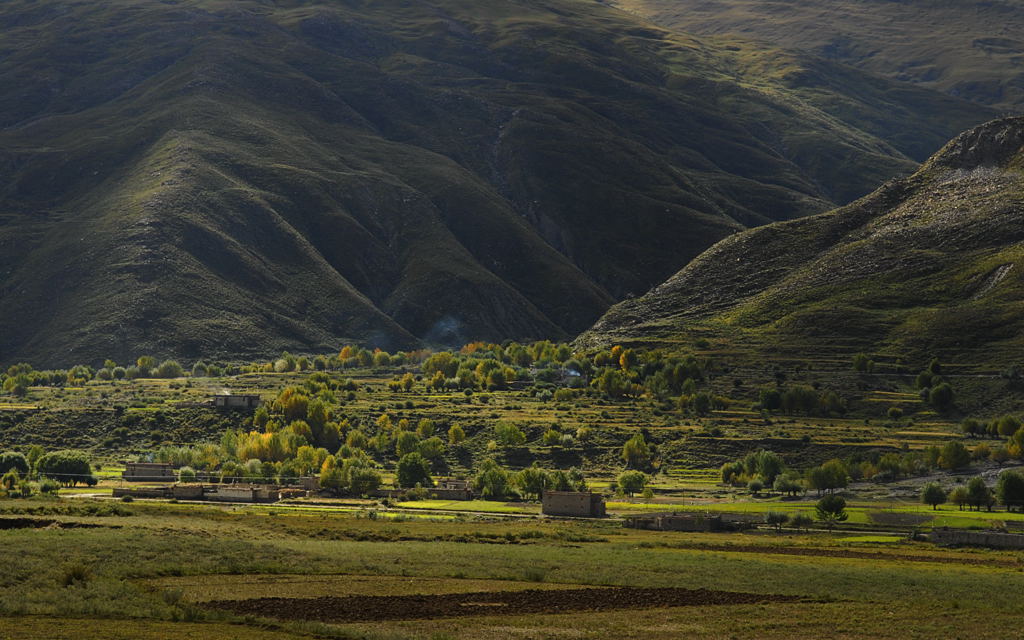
1,497,1022,639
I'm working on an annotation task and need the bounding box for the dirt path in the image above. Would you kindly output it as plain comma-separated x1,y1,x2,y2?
203,587,800,622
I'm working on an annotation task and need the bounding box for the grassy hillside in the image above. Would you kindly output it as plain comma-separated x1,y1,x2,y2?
0,0,995,366
612,0,1024,110
578,117,1024,368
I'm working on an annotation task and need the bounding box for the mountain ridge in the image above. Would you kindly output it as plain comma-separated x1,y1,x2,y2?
0,0,997,366
577,116,1024,367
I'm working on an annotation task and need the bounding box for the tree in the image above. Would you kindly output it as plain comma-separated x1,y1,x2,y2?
743,450,786,484
929,383,955,411
542,429,562,446
448,423,466,445
806,459,848,494
515,465,551,500
348,465,382,495
920,482,947,510
950,485,970,511
815,494,848,530
494,421,526,446
417,436,445,461
966,476,991,511
773,474,803,497
852,353,873,373
788,513,814,532
319,466,347,495
0,451,29,476
26,445,44,473
622,434,651,469
619,348,638,372
996,415,1022,437
960,418,983,437
938,441,971,471
765,511,787,533
395,431,420,457
1,469,19,492
37,450,92,487
156,360,184,378
396,453,432,488
136,356,157,377
692,392,712,416
473,459,511,499
617,470,647,496
997,470,1024,512
759,387,782,411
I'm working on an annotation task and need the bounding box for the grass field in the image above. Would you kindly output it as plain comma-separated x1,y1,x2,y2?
2,496,1023,639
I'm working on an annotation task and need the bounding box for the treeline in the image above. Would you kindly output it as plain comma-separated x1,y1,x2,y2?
0,447,96,498
920,469,1024,512
720,441,983,496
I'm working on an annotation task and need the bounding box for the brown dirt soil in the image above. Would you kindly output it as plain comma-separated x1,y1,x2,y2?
203,587,800,623
0,517,109,530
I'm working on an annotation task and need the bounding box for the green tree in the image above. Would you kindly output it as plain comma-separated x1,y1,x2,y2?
473,459,511,499
920,482,947,510
617,470,647,496
396,452,432,488
156,360,184,378
494,421,527,446
929,383,955,411
0,451,29,476
852,353,873,373
759,387,782,411
966,476,992,511
950,485,970,511
37,450,92,487
417,436,446,461
448,423,466,445
815,494,848,530
136,356,156,377
395,431,421,457
765,511,787,533
788,513,814,532
996,415,1022,437
348,465,382,495
621,433,651,469
996,470,1024,512
938,441,971,471
515,465,551,500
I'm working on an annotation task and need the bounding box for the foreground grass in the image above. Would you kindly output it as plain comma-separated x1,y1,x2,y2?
2,498,1023,638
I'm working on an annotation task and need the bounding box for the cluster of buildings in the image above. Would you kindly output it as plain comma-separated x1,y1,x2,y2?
118,462,609,514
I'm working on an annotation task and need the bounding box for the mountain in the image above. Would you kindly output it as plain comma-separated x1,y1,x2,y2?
577,117,1024,368
611,0,1024,110
0,0,995,366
